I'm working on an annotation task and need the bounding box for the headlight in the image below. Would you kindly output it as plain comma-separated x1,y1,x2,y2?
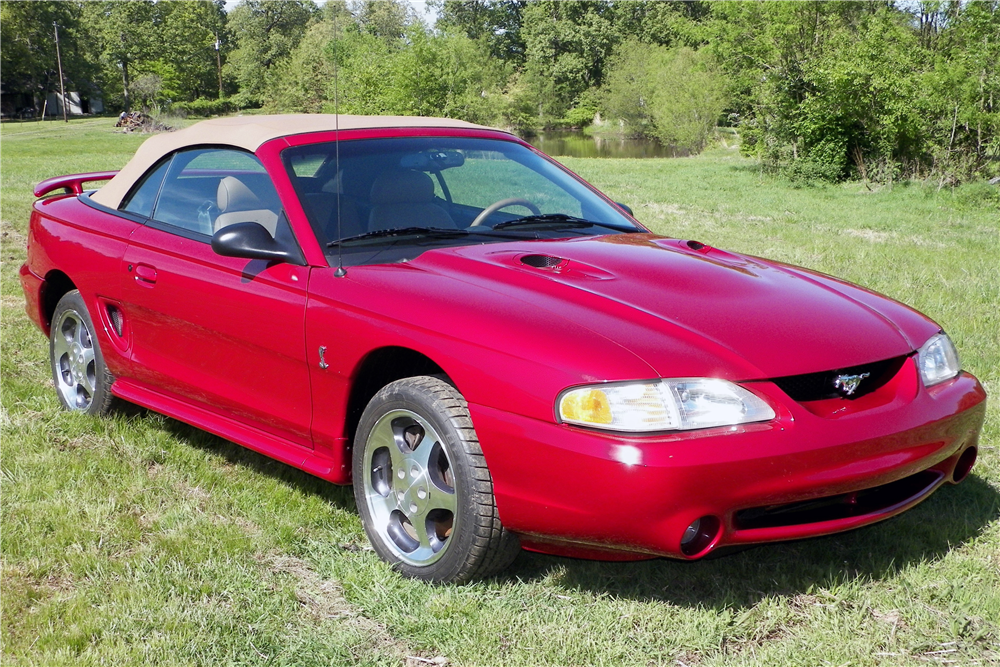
917,332,960,386
557,378,775,433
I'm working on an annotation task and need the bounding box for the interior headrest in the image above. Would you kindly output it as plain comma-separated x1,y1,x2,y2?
217,176,261,212
321,170,344,194
370,169,435,205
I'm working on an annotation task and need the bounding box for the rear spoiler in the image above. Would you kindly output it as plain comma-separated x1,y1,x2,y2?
34,171,118,198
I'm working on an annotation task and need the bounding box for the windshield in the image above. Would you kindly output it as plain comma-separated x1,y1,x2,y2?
282,136,641,266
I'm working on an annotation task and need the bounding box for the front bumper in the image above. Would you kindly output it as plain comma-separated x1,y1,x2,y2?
471,361,986,560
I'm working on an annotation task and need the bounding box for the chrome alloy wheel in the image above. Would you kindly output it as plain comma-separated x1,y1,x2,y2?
362,409,457,566
51,308,98,411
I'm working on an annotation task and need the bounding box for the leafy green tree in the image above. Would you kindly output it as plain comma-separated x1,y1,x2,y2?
155,1,228,102
602,40,726,154
709,2,912,179
268,19,342,114
1,1,97,114
609,0,710,48
82,0,161,112
355,0,413,43
270,11,511,126
128,74,163,113
394,28,511,123
923,0,1000,180
225,0,317,107
435,0,527,63
518,1,620,127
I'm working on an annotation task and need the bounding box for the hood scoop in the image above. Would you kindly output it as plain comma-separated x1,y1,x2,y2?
512,252,615,281
521,254,565,269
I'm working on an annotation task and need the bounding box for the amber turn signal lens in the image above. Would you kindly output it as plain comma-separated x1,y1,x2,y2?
559,388,613,425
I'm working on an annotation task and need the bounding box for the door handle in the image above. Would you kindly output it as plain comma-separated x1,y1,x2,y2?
134,264,157,284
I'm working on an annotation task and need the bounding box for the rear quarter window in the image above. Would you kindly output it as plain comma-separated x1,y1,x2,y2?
120,159,170,218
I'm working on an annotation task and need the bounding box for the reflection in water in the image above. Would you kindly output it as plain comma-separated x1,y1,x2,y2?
522,130,679,159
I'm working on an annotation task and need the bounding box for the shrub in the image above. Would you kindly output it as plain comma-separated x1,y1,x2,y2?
952,180,1000,211
601,40,726,154
171,97,233,117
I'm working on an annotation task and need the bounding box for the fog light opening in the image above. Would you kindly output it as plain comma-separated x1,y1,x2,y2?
680,515,721,557
953,447,977,483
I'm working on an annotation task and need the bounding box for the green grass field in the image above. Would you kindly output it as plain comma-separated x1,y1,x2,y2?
2,118,998,666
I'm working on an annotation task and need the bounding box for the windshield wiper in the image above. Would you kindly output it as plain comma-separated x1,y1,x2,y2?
327,226,468,247
327,225,533,247
492,214,596,230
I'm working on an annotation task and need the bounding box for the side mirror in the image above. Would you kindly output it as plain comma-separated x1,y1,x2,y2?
615,202,634,217
211,222,304,265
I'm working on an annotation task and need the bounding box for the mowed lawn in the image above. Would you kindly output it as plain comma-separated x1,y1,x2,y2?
1,118,998,666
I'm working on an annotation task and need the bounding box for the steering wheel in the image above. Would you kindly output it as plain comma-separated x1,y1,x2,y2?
469,198,541,227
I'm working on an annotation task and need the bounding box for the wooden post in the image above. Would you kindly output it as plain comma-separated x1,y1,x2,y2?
215,34,223,99
54,22,68,123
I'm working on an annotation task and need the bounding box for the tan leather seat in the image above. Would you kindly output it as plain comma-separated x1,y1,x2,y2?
214,176,279,236
368,169,455,232
302,192,365,241
307,169,365,241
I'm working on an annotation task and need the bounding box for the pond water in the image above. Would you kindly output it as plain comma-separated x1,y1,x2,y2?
521,130,677,159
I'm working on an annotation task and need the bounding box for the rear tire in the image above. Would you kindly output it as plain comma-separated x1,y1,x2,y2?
50,290,116,415
353,376,520,583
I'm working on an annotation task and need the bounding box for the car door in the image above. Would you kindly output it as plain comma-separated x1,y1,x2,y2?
119,147,313,447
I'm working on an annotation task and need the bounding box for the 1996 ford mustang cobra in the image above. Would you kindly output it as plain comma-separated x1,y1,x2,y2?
21,115,986,583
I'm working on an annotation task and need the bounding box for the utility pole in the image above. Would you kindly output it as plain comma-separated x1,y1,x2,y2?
54,22,68,122
215,34,223,99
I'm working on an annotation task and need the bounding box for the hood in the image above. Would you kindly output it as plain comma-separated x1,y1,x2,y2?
416,234,938,381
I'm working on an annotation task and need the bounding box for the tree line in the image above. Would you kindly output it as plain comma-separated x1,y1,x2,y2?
2,0,997,183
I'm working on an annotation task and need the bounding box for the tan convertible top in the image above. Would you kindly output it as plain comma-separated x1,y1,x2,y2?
90,114,497,209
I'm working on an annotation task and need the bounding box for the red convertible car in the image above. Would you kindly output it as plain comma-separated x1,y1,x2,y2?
21,115,985,583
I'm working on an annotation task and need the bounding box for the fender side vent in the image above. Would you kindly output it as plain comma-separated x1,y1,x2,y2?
521,254,563,268
107,305,124,337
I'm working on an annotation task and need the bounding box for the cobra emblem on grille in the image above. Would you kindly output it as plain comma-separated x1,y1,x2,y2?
833,372,870,396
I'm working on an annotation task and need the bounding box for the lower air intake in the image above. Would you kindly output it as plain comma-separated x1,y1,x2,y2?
734,469,942,530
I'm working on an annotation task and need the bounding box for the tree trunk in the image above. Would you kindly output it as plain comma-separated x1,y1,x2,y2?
122,57,131,112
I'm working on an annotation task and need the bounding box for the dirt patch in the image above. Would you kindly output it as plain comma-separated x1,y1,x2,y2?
264,554,450,666
673,651,703,667
843,228,896,243
270,555,357,622
1,223,27,247
2,295,27,309
1,564,76,609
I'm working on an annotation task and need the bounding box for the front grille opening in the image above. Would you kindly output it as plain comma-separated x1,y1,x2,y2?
107,305,124,337
772,355,907,402
734,469,942,530
521,254,563,268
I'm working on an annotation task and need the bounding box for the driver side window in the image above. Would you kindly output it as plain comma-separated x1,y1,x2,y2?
149,148,285,240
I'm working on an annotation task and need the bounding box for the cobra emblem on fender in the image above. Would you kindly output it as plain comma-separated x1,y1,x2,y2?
833,372,870,396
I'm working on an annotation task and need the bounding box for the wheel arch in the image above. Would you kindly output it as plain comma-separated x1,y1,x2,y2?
41,270,77,336
344,346,449,444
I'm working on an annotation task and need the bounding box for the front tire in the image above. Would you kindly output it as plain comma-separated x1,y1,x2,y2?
353,376,520,583
50,290,115,415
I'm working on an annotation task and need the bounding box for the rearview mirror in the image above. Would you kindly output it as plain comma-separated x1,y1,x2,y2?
211,222,305,265
400,149,465,171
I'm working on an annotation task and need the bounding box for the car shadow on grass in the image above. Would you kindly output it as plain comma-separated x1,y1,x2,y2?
145,409,358,511
499,475,999,609
145,407,996,607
